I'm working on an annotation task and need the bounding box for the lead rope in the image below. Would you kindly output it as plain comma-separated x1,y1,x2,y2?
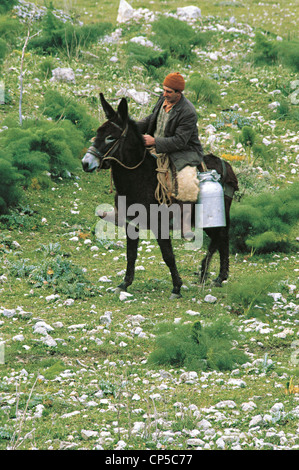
155,154,173,206
201,160,208,172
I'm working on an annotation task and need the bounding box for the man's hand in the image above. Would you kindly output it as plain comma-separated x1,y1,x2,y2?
143,134,155,147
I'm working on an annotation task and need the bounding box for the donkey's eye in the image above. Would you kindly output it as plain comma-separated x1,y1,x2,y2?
105,136,115,145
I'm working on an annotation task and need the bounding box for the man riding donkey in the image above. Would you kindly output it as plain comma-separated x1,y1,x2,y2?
99,72,204,240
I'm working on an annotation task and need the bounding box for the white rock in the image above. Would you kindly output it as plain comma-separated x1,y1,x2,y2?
46,294,60,302
180,371,198,382
268,101,280,109
116,88,150,105
117,0,134,23
215,400,236,409
34,404,44,418
208,52,218,61
197,419,212,430
100,312,112,325
115,440,127,450
268,292,283,301
132,422,145,433
2,309,16,318
130,36,154,48
204,294,217,303
119,291,133,301
290,80,299,90
13,334,24,341
216,437,226,449
132,394,141,400
177,6,201,20
274,328,294,339
262,138,272,146
90,246,99,251
249,414,263,427
99,276,112,282
289,89,299,105
33,321,54,332
33,327,49,336
241,401,257,412
186,438,205,447
227,378,246,388
61,410,80,419
186,309,200,316
41,336,57,347
271,403,284,413
68,323,86,330
50,67,75,83
81,429,99,440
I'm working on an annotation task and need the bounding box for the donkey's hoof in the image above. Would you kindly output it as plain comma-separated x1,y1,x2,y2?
169,292,182,300
113,286,126,295
213,277,223,287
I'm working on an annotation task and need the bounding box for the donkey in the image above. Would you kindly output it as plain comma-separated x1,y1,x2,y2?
82,94,238,298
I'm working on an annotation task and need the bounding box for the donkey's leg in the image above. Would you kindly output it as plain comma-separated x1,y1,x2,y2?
156,237,182,299
115,229,139,293
213,227,229,287
200,230,219,284
213,198,232,286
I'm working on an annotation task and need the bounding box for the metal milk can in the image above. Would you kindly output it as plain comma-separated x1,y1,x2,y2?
195,170,226,228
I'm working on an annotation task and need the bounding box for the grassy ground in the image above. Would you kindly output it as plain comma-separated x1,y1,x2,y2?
0,0,298,451
31,0,299,37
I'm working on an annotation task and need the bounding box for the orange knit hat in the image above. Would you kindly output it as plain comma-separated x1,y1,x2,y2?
163,72,185,92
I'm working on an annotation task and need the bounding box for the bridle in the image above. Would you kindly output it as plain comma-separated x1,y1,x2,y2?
86,122,147,171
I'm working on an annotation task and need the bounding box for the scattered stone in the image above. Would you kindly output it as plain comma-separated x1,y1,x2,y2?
177,6,201,20
204,294,217,303
117,0,134,23
81,430,99,440
50,67,75,83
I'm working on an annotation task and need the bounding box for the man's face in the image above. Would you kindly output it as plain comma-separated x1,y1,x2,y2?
163,86,181,104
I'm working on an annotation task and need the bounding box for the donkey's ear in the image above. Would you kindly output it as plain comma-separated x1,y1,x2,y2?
117,98,128,125
100,93,116,120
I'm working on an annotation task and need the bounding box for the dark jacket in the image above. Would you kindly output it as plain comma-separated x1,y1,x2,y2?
137,94,204,171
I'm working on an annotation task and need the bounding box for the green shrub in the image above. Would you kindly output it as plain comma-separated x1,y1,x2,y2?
227,272,281,316
0,15,24,45
278,39,299,72
125,42,169,74
43,90,98,140
239,125,256,161
240,126,256,148
8,255,97,299
152,16,198,62
38,57,56,79
252,33,299,72
230,183,299,253
275,98,290,119
148,318,248,372
0,0,18,14
186,72,221,105
0,39,7,62
0,118,85,185
252,32,279,65
0,152,23,214
28,7,112,56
